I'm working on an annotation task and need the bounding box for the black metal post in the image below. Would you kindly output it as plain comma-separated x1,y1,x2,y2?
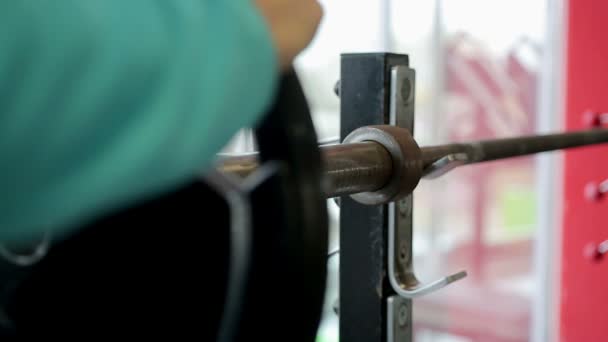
339,53,410,342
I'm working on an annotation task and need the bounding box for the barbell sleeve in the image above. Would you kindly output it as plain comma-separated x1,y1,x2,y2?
218,141,394,197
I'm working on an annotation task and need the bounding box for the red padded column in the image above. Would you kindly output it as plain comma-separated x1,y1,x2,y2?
561,0,608,340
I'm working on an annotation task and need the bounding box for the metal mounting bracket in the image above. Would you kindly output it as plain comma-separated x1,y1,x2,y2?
386,65,467,341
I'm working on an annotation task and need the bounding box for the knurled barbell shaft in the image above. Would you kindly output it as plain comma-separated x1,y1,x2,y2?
218,128,608,198
219,141,393,197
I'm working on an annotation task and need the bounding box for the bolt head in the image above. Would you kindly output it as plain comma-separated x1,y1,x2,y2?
398,304,408,326
398,200,409,216
401,78,413,104
399,243,408,261
333,298,340,316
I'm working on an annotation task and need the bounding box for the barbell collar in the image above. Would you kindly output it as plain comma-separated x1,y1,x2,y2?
342,126,422,205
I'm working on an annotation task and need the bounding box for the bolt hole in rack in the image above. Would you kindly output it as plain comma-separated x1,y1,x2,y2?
219,53,608,342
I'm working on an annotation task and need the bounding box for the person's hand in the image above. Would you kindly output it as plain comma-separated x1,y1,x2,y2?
255,0,323,71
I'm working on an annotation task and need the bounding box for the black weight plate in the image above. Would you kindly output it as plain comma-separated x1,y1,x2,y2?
238,70,328,341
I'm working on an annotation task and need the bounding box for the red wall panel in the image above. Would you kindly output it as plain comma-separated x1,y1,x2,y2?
561,0,608,340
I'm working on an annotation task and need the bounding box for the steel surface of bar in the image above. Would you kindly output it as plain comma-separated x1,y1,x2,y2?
420,128,608,168
218,128,608,198
322,141,392,197
218,142,393,197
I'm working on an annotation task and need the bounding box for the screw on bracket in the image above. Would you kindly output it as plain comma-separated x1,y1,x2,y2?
397,303,409,327
333,298,339,316
334,80,341,97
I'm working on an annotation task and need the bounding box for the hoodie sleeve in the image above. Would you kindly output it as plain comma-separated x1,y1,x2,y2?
0,0,279,244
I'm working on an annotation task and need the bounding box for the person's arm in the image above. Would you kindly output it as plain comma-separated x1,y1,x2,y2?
0,0,320,245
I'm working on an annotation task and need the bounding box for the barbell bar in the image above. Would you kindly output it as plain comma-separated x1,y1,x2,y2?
218,126,608,203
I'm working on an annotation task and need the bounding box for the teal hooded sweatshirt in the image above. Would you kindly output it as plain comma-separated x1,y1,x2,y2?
0,1,278,245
